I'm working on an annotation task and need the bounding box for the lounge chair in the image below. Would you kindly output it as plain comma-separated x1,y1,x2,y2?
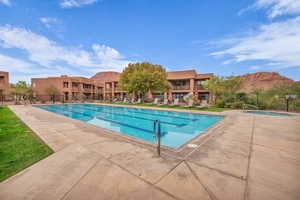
171,98,179,106
184,100,194,108
159,99,168,106
130,98,136,104
134,98,141,104
152,98,159,105
123,98,129,104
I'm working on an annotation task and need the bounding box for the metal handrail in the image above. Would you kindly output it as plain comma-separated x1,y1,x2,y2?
153,120,161,156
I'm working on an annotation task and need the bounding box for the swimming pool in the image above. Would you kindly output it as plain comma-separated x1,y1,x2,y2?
246,111,292,117
35,104,224,148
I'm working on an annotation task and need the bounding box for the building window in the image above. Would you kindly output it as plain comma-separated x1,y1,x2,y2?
72,82,79,88
63,82,69,88
83,84,92,89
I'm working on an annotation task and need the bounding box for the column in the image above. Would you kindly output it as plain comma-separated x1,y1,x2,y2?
111,82,115,99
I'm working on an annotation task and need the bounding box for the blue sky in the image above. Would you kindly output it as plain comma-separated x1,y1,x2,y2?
0,0,300,83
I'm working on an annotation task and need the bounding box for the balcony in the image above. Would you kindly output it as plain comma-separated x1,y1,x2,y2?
105,88,112,92
171,85,190,90
83,88,92,93
72,87,81,92
97,89,104,93
194,85,205,90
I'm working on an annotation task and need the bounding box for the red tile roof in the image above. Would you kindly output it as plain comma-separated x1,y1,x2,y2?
166,70,197,80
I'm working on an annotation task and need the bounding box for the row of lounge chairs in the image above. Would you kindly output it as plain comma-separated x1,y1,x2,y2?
111,97,207,108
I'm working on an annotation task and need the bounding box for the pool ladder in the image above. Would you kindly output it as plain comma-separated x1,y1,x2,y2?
153,120,161,156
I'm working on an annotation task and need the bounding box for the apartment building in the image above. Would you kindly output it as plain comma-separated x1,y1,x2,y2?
32,75,104,101
91,72,125,100
91,70,213,103
0,71,9,96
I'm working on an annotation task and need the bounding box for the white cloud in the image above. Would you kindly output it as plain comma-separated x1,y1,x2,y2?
0,54,33,72
0,25,131,72
249,66,261,70
60,0,98,8
39,17,60,29
211,17,300,69
40,18,58,24
0,0,11,6
248,0,300,18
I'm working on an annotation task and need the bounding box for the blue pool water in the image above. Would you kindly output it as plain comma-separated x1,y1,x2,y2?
35,104,224,148
246,111,292,116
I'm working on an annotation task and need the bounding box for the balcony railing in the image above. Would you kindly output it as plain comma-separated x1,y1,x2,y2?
105,88,112,92
83,88,92,93
72,87,80,92
194,85,205,90
171,85,190,90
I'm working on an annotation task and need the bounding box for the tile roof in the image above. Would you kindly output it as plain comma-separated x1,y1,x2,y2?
166,70,197,80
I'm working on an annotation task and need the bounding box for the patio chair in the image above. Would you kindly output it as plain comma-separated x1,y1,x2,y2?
159,99,168,106
130,98,136,104
171,98,179,106
123,98,129,104
136,98,141,104
184,99,194,108
152,98,159,105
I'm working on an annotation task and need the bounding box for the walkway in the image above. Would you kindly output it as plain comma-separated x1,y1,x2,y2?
0,105,300,200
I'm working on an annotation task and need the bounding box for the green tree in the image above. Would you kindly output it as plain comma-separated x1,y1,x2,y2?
202,76,224,104
251,88,264,108
120,62,169,102
44,85,60,104
203,76,243,104
9,81,31,104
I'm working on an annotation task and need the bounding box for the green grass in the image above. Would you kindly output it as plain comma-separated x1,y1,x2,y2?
101,102,231,112
0,106,53,182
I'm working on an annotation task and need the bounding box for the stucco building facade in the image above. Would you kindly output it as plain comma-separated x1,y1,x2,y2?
0,71,9,96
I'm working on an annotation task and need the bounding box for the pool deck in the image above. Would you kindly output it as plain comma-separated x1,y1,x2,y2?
1,105,300,200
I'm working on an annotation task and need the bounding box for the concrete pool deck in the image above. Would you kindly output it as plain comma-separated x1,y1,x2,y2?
0,105,300,200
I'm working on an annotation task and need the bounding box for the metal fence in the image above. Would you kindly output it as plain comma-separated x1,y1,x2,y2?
0,94,104,105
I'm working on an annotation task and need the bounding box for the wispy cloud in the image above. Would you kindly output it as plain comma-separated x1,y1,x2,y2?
60,0,98,8
0,25,133,82
0,0,11,6
39,17,60,29
241,0,300,18
0,54,33,72
211,17,300,69
249,66,261,70
0,25,131,71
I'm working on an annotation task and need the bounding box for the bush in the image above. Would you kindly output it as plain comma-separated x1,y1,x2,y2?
194,100,201,106
215,99,225,108
230,101,244,109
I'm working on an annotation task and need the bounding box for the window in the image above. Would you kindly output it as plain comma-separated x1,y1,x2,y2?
83,84,92,89
72,82,79,88
63,82,69,88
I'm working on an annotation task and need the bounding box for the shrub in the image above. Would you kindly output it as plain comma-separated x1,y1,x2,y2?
230,101,244,109
194,100,201,106
215,99,225,108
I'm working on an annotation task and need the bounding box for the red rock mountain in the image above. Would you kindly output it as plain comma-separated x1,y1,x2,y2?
241,72,294,91
90,71,120,83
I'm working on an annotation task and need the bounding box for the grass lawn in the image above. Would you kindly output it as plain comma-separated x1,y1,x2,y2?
0,106,53,182
101,102,231,112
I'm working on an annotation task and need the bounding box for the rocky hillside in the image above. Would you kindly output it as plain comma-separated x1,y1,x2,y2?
241,72,294,91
